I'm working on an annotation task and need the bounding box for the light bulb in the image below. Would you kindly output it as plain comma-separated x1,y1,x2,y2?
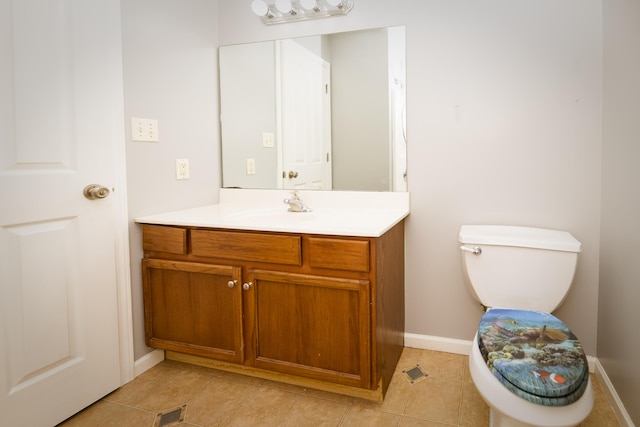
251,0,269,16
326,0,347,8
300,0,318,10
275,0,293,14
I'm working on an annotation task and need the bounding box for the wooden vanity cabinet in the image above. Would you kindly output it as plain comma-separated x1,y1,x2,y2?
142,259,244,363
248,269,372,388
141,222,405,400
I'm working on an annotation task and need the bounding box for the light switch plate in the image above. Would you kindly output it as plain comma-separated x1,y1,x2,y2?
262,132,274,148
131,117,159,142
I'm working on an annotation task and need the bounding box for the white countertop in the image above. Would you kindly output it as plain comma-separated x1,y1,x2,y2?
135,189,410,237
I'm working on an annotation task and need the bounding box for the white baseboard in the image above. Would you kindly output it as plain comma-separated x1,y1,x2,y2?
133,349,164,378
405,332,634,427
404,332,472,355
594,359,635,427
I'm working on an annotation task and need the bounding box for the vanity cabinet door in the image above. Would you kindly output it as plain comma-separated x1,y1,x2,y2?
247,269,372,389
142,259,244,364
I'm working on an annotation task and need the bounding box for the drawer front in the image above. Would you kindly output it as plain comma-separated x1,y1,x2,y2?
142,224,187,255
308,237,370,272
191,230,301,265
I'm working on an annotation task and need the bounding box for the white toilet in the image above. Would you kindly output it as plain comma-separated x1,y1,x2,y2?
459,225,594,427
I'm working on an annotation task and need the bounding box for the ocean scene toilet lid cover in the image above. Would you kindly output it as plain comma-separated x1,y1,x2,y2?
478,308,589,406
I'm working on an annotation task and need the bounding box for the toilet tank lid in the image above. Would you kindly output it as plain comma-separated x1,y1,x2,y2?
459,225,581,252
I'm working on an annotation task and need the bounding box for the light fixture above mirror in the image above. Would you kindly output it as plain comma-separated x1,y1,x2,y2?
251,0,353,25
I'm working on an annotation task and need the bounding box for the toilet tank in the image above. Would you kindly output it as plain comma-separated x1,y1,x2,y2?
459,225,581,313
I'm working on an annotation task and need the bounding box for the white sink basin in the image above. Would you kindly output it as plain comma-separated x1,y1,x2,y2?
223,208,317,226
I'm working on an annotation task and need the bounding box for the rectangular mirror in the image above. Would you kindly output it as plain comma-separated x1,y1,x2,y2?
219,26,406,192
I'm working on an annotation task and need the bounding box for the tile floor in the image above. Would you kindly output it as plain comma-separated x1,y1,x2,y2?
58,347,620,427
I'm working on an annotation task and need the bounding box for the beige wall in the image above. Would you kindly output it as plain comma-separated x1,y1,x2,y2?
122,0,604,356
217,0,602,353
600,0,640,424
121,0,220,359
122,0,605,355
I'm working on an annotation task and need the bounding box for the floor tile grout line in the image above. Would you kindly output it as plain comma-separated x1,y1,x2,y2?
101,397,159,416
456,378,464,427
401,413,459,426
336,404,350,427
275,391,305,427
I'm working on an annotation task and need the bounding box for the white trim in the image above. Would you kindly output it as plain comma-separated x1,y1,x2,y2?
134,349,165,378
404,332,472,355
112,112,134,384
114,199,135,385
405,332,633,426
110,4,135,386
594,359,636,427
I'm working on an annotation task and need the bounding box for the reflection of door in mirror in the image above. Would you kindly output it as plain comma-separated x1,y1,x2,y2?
277,40,332,190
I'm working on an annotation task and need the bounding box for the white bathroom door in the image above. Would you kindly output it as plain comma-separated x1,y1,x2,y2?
0,0,128,426
277,39,332,190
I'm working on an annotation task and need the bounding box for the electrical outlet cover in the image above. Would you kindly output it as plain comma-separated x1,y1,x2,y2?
246,158,256,175
176,159,190,180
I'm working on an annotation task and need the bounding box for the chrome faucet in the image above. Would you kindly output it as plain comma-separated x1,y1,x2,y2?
283,191,312,212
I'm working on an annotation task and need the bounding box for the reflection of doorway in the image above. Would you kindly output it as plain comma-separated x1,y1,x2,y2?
276,40,332,190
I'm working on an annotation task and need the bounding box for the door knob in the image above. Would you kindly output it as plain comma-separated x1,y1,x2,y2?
83,184,110,200
288,171,299,179
242,282,253,291
227,280,237,288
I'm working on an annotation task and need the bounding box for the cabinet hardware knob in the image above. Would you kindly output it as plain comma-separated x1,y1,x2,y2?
228,280,237,288
242,282,253,291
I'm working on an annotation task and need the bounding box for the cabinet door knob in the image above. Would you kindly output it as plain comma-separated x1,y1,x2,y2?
242,282,253,291
228,280,237,288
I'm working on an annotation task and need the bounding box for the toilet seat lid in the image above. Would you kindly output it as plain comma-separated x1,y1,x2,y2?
477,308,589,406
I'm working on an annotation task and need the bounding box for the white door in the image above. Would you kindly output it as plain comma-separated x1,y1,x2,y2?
0,0,129,425
277,40,332,190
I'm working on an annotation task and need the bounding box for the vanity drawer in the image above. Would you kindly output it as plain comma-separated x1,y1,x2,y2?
191,230,301,265
308,237,370,272
142,225,187,255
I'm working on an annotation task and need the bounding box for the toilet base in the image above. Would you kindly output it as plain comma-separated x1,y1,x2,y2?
470,333,593,427
490,408,537,427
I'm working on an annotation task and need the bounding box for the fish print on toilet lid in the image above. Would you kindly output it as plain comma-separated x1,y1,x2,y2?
477,308,589,406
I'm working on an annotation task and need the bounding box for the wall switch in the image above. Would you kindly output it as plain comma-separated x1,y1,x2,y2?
262,132,274,148
131,117,159,142
176,159,190,180
246,158,256,175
